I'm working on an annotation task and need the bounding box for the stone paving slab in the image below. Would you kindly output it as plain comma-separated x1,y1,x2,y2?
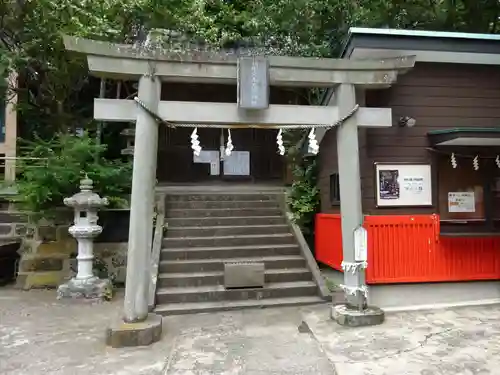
0,289,171,375
303,305,500,375
163,310,336,375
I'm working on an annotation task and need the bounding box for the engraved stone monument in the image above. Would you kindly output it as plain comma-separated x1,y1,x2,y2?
224,262,265,288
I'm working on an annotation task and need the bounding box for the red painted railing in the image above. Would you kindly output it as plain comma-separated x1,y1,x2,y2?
315,213,500,284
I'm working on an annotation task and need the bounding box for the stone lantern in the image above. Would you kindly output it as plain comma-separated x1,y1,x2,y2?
57,175,112,300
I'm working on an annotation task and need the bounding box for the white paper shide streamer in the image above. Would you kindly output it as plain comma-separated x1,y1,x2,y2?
341,261,368,274
190,128,201,156
225,129,234,157
276,129,285,156
496,156,500,169
473,155,479,171
340,284,369,298
451,152,457,169
308,128,319,155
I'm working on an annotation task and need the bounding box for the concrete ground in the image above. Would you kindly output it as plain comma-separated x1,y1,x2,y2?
1,287,500,375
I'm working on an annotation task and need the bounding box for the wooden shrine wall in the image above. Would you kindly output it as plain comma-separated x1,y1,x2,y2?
156,83,304,183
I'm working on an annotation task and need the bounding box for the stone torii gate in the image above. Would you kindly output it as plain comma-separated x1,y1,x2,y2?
63,34,414,346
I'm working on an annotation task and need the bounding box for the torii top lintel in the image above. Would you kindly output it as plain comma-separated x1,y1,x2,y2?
63,35,415,88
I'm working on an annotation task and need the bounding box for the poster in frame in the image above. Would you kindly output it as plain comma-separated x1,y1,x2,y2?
375,162,432,207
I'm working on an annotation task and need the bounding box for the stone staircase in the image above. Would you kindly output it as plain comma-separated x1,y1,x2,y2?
154,191,325,315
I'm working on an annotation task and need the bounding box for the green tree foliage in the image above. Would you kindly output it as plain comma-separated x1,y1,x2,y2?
287,158,320,234
0,0,153,137
12,133,132,221
2,0,500,228
358,0,500,33
2,0,500,138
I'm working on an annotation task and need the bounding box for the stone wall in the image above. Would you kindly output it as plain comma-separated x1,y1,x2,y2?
92,242,128,284
16,209,130,290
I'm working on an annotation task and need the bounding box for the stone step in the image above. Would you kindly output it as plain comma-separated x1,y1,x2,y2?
155,295,325,315
160,243,300,261
166,224,290,238
159,255,306,273
166,193,280,202
163,233,295,248
167,200,280,210
167,207,282,218
157,268,313,288
155,281,318,304
166,216,286,228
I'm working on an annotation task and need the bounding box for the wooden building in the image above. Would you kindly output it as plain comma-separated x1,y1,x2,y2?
155,83,303,183
316,28,500,309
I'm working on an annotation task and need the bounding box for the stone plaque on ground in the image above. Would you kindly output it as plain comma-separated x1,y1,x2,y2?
224,262,265,288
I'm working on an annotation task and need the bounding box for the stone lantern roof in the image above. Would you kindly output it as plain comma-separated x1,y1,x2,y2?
63,175,109,209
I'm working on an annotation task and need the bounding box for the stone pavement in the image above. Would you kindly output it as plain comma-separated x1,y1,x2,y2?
304,305,500,375
0,288,334,375
1,287,500,374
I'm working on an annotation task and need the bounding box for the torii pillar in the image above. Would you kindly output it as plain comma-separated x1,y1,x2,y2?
105,72,164,348
123,74,161,322
330,83,385,326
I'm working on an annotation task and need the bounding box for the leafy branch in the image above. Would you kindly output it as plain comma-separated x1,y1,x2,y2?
11,132,132,222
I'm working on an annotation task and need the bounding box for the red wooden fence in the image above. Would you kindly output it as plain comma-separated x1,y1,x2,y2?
315,213,500,284
315,214,343,270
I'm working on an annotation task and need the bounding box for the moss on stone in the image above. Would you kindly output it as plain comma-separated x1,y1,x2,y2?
16,271,66,289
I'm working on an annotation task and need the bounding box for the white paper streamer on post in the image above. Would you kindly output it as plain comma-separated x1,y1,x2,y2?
276,129,285,156
340,284,369,298
190,128,202,157
341,261,368,274
307,128,319,155
496,156,500,169
224,129,234,157
473,155,479,171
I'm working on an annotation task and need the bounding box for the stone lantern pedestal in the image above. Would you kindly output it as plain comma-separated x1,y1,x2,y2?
57,176,112,301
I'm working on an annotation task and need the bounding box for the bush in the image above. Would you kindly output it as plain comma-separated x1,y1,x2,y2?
11,132,132,221
287,156,320,235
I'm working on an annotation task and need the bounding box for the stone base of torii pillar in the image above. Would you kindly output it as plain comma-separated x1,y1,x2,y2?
331,304,385,327
105,313,163,348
